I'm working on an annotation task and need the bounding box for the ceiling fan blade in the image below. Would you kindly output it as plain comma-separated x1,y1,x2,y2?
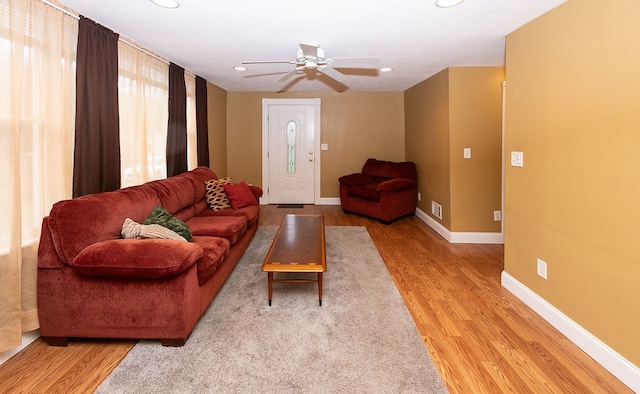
329,57,381,69
276,67,303,82
299,43,319,59
318,66,346,83
242,60,295,65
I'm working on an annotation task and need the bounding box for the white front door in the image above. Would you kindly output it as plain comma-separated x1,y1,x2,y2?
262,99,320,204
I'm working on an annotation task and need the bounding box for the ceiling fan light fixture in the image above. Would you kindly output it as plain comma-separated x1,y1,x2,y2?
151,0,180,9
233,66,247,71
379,67,393,72
435,0,463,8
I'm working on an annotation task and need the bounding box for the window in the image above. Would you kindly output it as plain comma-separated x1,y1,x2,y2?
0,0,77,251
118,43,198,187
287,121,296,173
118,41,169,188
185,73,198,171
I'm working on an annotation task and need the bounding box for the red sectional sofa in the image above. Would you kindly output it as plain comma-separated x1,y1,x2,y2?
37,166,261,346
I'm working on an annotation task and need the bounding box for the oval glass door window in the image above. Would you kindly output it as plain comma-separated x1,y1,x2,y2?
287,121,296,173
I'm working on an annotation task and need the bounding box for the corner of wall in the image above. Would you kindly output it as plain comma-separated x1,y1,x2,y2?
416,208,503,244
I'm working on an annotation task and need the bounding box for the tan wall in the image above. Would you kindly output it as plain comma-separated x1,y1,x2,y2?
505,0,640,365
449,67,504,232
405,69,451,229
206,82,227,176
405,67,503,232
226,91,405,197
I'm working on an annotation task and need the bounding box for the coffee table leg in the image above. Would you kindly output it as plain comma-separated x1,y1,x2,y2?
268,272,273,306
318,272,323,306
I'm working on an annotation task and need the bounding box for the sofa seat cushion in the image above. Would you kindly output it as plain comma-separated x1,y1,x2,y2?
71,239,203,279
192,236,230,285
376,178,415,192
199,205,260,227
348,184,381,203
338,173,369,187
186,215,247,246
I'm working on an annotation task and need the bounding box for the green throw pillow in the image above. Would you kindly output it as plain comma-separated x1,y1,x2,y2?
143,206,193,242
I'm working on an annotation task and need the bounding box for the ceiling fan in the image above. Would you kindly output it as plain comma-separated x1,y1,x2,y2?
242,43,380,83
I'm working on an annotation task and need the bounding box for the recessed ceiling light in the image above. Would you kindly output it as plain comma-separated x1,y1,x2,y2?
379,67,393,72
435,0,463,8
151,0,180,9
233,66,247,71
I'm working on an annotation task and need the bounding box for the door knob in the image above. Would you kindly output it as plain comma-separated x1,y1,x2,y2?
309,158,313,162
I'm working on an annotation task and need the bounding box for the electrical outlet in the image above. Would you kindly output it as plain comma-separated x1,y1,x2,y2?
493,210,502,221
536,258,547,280
417,192,421,202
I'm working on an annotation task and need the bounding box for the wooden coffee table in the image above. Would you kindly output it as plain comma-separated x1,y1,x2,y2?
261,214,326,306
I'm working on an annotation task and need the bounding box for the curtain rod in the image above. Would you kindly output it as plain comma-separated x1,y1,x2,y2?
38,0,196,78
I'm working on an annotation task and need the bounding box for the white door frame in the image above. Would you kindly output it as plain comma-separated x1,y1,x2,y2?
261,98,321,205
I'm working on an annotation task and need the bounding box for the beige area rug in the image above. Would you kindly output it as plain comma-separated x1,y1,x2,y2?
96,226,448,394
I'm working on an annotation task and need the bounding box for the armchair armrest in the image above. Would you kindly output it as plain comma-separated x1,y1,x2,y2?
71,239,203,279
376,178,416,192
338,173,370,187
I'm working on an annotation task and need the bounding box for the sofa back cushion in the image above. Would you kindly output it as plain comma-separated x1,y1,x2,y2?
47,185,161,264
183,167,217,199
146,176,195,217
181,166,218,216
361,158,417,182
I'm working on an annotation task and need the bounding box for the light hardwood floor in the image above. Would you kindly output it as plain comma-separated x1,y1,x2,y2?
0,205,631,393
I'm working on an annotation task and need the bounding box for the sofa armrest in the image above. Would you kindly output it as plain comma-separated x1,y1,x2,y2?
376,178,416,192
338,173,370,187
249,185,263,200
71,239,203,279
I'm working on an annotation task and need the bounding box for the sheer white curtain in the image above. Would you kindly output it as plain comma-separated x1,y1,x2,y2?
185,73,198,171
0,0,77,352
118,42,169,188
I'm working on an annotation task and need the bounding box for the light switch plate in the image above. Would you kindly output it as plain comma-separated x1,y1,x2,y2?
463,148,471,159
511,151,524,167
321,143,328,151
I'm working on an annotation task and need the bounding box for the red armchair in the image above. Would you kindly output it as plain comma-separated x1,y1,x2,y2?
339,158,418,224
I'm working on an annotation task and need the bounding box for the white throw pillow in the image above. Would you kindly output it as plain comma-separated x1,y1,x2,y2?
121,218,187,242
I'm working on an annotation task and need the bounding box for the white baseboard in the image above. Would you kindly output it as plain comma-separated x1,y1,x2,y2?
0,329,40,367
319,197,341,205
416,208,504,244
501,272,640,392
259,198,340,206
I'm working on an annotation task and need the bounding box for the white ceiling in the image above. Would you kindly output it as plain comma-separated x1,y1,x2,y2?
58,0,566,92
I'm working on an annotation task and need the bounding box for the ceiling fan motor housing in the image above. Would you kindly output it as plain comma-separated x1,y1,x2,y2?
297,47,325,64
247,43,378,84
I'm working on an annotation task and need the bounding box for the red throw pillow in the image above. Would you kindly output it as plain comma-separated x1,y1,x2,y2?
223,182,258,209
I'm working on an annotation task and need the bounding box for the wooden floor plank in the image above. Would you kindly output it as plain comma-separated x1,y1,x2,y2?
0,205,631,393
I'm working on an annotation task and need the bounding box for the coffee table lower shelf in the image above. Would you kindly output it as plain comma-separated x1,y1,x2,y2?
265,271,324,306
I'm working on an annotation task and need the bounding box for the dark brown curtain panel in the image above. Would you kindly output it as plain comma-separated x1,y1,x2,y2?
166,63,187,177
73,16,120,197
195,76,210,167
